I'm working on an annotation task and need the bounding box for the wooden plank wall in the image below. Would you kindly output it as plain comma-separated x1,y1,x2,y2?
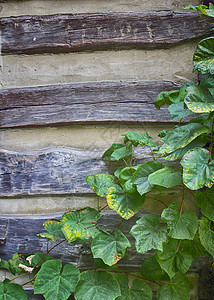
0,0,212,299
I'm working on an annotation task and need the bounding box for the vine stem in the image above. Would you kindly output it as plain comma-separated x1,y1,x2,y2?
209,121,214,161
9,273,30,283
179,185,185,216
99,204,108,212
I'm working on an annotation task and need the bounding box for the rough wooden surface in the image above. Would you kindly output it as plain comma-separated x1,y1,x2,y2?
0,212,205,272
0,148,154,197
0,81,178,128
0,12,212,55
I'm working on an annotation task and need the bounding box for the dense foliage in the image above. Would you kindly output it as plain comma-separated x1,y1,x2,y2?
1,3,214,300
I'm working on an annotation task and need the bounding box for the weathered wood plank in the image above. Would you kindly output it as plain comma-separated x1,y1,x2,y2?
0,213,205,272
0,81,178,128
0,12,212,55
0,148,153,197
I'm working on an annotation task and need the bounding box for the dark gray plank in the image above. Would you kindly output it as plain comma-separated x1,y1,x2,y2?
0,148,153,197
0,213,205,272
0,81,178,128
0,12,213,55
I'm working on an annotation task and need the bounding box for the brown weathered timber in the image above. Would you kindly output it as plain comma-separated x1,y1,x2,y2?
0,81,179,128
0,212,205,272
0,12,213,55
0,148,153,197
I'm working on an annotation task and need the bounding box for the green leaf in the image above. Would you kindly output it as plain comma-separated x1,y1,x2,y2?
118,167,139,194
118,166,139,185
122,131,158,147
115,274,153,300
181,233,208,258
86,173,118,197
107,185,145,219
199,216,214,257
74,270,121,300
91,229,131,266
193,37,214,75
168,102,193,121
140,255,169,281
34,259,80,300
181,148,214,190
102,144,132,161
31,252,54,268
37,219,64,241
154,90,179,109
94,258,118,270
61,207,101,242
157,272,193,300
130,215,167,253
156,239,193,278
132,161,164,195
148,166,182,188
195,187,214,221
161,202,198,240
159,123,208,155
163,135,207,161
184,83,214,113
0,253,25,275
184,4,214,16
0,281,27,300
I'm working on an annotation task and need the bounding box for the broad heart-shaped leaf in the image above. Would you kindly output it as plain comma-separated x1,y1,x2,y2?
130,215,167,253
115,274,153,300
107,185,145,219
156,239,194,278
86,173,118,197
132,161,164,195
61,207,101,242
168,102,193,121
91,228,131,266
34,259,80,300
102,143,132,161
74,270,121,300
159,123,208,155
195,187,214,221
163,135,207,161
122,131,158,147
140,255,169,281
0,281,27,300
181,148,214,190
184,83,214,113
148,166,181,188
193,37,214,75
157,272,193,300
161,202,198,240
199,216,214,257
37,219,64,241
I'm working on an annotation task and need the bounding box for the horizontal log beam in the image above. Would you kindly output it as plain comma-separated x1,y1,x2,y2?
0,81,178,128
0,213,204,272
0,12,212,55
0,148,153,197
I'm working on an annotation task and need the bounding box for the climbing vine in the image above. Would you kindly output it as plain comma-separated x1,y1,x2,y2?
1,3,214,300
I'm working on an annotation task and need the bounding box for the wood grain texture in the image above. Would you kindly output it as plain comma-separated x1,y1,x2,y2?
0,81,178,128
0,12,212,55
0,148,153,197
0,212,205,272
